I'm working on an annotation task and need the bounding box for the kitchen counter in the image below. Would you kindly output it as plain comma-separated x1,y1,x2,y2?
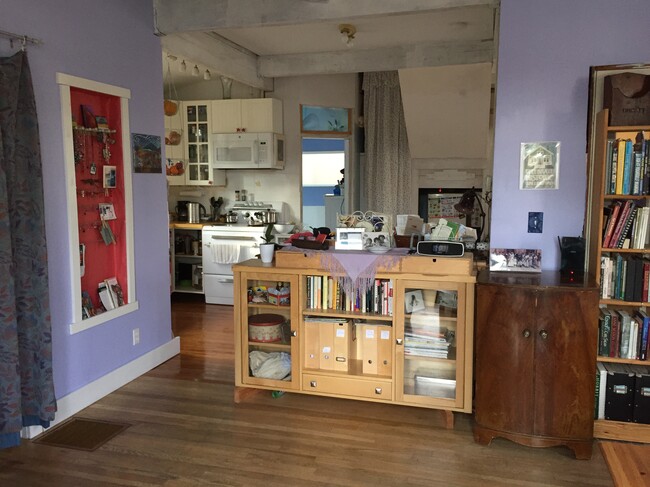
169,221,212,230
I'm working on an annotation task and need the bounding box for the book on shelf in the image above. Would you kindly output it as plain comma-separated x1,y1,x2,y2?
595,362,608,420
598,308,612,357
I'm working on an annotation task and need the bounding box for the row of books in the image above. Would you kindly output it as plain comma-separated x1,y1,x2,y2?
599,254,650,302
601,200,650,249
603,133,650,196
305,275,393,315
594,363,649,424
598,308,650,360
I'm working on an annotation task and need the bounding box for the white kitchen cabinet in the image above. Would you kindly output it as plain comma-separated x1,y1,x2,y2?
166,100,225,187
211,98,283,134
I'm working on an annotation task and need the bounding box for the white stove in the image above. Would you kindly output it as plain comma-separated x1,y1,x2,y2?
202,201,285,305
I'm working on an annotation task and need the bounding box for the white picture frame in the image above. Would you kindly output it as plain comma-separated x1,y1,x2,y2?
335,227,365,250
520,141,560,190
490,248,542,272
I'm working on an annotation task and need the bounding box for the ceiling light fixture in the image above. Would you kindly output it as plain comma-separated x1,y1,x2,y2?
179,60,186,72
339,23,356,48
192,64,200,77
204,69,211,80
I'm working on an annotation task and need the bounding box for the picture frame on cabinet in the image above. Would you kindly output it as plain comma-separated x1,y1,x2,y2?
103,165,117,188
490,248,542,272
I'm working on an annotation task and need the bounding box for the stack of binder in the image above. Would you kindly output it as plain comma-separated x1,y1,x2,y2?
596,363,650,423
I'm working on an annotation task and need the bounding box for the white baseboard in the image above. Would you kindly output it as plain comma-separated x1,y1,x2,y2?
22,336,180,439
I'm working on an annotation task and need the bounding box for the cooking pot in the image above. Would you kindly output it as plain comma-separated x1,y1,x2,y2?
187,202,207,223
225,211,238,223
254,210,278,224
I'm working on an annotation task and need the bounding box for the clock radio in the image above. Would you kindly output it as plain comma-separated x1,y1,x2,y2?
416,240,465,257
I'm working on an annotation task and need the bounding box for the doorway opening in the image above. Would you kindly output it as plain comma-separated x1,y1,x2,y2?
302,138,347,231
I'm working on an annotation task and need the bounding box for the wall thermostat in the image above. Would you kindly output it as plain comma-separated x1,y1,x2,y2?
416,241,465,257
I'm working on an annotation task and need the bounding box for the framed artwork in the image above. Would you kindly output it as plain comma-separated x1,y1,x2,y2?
132,133,162,173
405,290,425,313
490,248,542,272
520,141,560,190
103,165,117,188
301,104,351,135
363,231,390,250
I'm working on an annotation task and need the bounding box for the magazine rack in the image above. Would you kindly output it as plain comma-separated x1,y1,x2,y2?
58,74,138,334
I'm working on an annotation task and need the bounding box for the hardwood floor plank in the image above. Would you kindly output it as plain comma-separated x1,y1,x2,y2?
0,294,618,486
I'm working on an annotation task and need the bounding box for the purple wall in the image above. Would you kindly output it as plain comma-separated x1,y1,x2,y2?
3,0,172,399
492,0,650,269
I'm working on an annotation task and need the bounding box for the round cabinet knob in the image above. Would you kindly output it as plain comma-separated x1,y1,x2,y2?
539,329,549,340
522,329,531,338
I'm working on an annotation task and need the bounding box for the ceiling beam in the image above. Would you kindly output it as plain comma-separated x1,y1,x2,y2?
161,33,273,91
153,0,498,35
259,40,494,78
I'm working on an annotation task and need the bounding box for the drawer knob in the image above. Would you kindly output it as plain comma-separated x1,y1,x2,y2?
291,330,297,337
375,387,382,395
310,380,317,388
396,338,403,345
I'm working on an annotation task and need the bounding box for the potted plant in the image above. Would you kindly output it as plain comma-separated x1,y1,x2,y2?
259,223,275,263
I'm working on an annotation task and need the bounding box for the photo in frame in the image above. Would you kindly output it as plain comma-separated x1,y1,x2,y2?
103,165,117,188
404,290,425,313
490,248,542,272
301,104,351,135
132,133,162,173
520,141,560,190
98,203,117,220
363,231,390,250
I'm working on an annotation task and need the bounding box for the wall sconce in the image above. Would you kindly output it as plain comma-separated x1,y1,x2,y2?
454,187,486,241
339,23,356,48
203,69,211,80
192,64,200,77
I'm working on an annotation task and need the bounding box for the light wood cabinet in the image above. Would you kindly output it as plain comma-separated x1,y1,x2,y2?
211,98,283,134
233,252,476,423
474,271,599,459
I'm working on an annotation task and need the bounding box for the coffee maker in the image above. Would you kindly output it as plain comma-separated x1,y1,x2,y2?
176,200,191,221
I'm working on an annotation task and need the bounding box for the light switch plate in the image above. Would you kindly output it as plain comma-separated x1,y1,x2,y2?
528,212,543,233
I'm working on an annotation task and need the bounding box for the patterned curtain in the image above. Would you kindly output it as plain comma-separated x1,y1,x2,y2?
0,51,56,448
362,71,412,216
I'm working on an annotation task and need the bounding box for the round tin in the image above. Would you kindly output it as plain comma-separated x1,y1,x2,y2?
248,313,284,343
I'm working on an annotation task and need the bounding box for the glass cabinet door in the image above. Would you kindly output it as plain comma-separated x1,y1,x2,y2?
395,279,466,409
237,272,299,390
185,102,212,185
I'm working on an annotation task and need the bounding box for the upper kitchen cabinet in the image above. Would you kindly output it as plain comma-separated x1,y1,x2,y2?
166,100,225,187
211,98,283,134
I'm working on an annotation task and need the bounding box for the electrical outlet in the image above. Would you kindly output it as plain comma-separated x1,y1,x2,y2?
132,328,140,346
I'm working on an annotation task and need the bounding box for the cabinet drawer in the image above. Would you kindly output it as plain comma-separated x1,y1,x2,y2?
302,373,392,400
400,255,473,275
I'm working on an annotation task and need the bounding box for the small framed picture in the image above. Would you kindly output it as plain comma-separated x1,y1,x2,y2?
103,165,117,188
490,248,542,272
335,227,364,250
520,141,560,190
405,290,425,313
98,203,116,220
363,231,390,250
300,104,352,135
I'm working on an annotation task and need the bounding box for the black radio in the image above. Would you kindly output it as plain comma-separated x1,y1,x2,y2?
416,241,465,257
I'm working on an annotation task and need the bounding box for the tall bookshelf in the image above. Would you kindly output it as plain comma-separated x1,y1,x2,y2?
586,64,650,443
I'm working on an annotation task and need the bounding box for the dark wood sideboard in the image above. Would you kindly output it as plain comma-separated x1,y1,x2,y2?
474,270,599,459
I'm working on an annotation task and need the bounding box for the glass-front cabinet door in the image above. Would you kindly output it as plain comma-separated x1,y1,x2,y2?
185,102,212,185
235,272,299,391
394,279,468,409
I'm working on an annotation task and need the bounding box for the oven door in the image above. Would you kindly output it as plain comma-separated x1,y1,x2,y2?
202,232,259,275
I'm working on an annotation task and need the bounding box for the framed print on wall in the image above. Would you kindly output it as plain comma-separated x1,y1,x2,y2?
301,104,352,135
520,141,560,190
131,133,162,173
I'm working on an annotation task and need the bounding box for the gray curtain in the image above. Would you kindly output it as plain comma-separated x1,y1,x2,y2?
0,51,56,448
362,71,412,216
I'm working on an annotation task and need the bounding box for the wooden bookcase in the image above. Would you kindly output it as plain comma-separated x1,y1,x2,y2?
585,64,650,444
233,251,476,426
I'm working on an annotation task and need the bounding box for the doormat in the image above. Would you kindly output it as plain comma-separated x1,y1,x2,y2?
600,441,650,487
32,418,131,451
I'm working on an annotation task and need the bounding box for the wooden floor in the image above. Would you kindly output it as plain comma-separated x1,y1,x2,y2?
0,293,617,486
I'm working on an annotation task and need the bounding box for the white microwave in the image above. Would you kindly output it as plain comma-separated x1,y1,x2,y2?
212,132,284,170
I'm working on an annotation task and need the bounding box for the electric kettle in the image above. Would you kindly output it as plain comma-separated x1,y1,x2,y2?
187,202,207,223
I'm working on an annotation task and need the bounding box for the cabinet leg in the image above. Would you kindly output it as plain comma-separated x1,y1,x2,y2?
234,386,264,403
473,424,495,446
442,410,454,429
568,441,593,460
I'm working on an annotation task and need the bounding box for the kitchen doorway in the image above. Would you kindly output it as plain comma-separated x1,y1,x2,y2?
301,137,347,231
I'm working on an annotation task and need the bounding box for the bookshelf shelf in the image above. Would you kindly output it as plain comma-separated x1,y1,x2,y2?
586,64,650,444
302,308,393,322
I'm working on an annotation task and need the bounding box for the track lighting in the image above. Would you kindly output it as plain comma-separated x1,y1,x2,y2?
339,23,356,48
192,64,200,76
179,60,186,72
204,69,211,80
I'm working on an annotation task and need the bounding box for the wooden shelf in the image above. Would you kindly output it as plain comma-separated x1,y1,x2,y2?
248,341,290,352
303,359,392,380
248,303,291,311
594,420,650,444
603,194,649,200
303,308,393,322
597,356,649,366
600,247,650,253
599,299,650,306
